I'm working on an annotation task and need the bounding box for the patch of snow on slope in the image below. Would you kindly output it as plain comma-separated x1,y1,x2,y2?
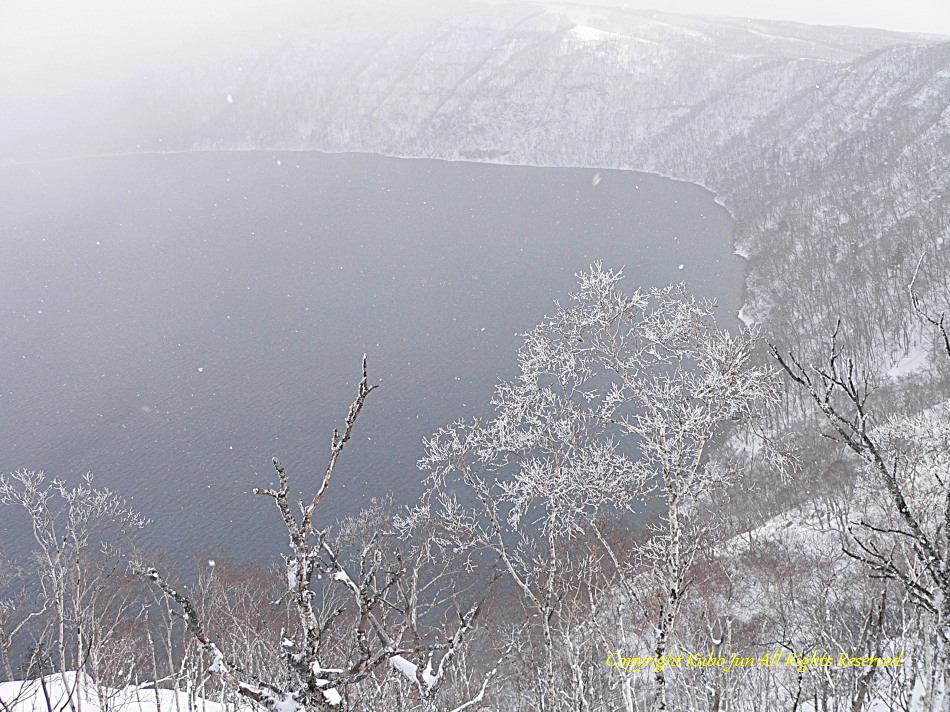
0,672,227,712
720,501,842,560
634,16,714,43
886,343,929,379
569,25,619,43
321,688,342,706
737,304,755,326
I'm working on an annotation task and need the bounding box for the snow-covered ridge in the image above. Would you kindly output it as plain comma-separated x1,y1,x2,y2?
2,3,931,164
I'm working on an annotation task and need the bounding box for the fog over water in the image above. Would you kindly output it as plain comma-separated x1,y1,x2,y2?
0,150,740,560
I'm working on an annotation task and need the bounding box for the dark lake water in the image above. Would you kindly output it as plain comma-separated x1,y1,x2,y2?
0,151,740,562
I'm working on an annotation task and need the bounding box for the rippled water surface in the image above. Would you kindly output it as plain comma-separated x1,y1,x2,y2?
0,151,741,559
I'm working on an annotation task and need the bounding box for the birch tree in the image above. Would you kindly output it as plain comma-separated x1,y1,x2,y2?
416,264,776,712
137,357,487,712
0,470,149,710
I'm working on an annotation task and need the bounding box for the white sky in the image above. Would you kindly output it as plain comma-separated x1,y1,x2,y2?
0,0,947,107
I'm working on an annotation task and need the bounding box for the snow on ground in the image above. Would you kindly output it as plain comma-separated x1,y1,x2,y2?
737,304,755,326
0,672,227,712
561,24,626,55
718,499,844,561
568,25,620,43
886,343,929,379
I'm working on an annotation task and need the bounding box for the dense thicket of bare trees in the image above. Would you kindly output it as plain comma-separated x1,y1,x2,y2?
772,280,950,712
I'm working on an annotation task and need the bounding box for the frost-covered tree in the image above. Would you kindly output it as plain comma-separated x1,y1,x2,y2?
416,264,776,712
137,357,488,712
0,470,149,709
774,298,950,711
